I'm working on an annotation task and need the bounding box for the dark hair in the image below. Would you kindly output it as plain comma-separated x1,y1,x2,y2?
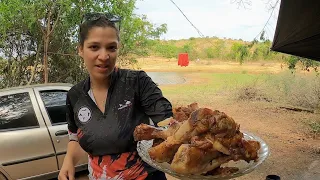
79,17,120,46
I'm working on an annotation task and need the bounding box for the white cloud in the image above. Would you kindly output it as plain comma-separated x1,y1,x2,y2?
134,0,280,41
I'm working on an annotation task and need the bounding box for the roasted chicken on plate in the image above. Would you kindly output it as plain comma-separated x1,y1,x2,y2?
133,103,261,176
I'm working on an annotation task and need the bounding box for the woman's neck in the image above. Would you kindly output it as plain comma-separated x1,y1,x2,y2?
90,76,110,91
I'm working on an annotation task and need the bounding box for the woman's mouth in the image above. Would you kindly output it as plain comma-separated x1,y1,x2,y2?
95,65,108,72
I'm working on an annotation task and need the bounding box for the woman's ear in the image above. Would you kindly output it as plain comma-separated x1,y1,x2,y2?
78,44,84,58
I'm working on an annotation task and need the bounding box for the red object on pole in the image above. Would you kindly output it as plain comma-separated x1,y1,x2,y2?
178,53,189,67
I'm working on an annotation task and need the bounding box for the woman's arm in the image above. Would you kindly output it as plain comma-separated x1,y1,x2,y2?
65,92,86,164
63,141,86,166
59,141,85,180
137,71,173,125
59,92,86,180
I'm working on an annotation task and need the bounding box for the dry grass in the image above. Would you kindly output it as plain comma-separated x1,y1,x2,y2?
133,57,283,74
133,58,320,137
228,70,320,110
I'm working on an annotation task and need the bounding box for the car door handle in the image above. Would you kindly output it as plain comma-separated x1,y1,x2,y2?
55,130,68,136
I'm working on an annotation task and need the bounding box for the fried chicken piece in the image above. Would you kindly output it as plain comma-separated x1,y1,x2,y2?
152,138,164,147
170,144,221,175
190,136,212,150
173,103,199,122
133,124,166,141
157,117,175,127
190,135,231,155
148,136,181,163
201,132,244,155
173,108,215,142
173,111,189,122
191,132,260,161
173,108,239,143
229,139,261,162
188,102,199,111
134,121,181,141
209,113,239,138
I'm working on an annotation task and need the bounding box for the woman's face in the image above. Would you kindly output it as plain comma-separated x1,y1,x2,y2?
79,27,119,81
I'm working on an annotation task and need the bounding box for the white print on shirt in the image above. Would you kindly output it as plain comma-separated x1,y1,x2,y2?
77,106,92,123
118,100,132,110
88,157,124,180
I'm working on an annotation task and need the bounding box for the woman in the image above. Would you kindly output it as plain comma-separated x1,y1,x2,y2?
58,13,173,180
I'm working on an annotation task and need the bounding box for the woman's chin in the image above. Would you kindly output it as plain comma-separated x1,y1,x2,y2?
91,71,111,80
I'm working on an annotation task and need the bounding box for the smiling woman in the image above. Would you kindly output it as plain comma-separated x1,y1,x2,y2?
58,13,173,180
78,16,120,84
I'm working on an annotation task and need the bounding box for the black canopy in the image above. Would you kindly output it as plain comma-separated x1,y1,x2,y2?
271,0,320,61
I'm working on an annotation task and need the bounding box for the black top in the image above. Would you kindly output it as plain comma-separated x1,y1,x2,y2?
66,68,173,156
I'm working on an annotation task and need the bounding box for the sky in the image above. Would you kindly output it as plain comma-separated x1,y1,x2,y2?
134,0,280,41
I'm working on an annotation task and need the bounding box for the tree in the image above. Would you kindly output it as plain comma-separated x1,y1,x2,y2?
0,0,167,88
230,42,249,65
231,0,252,9
231,0,278,10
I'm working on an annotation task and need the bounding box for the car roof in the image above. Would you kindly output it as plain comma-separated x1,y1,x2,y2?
0,83,73,92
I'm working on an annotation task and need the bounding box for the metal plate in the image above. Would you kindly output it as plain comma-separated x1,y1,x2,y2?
137,131,269,180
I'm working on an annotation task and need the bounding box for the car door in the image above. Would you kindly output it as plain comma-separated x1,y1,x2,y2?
0,88,58,180
33,86,88,169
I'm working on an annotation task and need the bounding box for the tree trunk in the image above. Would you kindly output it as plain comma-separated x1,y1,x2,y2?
43,35,49,83
42,2,61,84
28,44,42,85
43,7,52,84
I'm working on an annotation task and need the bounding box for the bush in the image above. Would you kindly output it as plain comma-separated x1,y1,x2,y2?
204,40,226,59
230,43,249,64
178,43,198,61
251,41,272,60
153,43,179,58
309,122,320,136
205,47,215,59
262,71,320,110
235,84,271,102
286,55,300,70
233,71,320,111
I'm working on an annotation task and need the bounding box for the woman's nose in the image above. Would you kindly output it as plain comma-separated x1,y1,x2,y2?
98,50,110,60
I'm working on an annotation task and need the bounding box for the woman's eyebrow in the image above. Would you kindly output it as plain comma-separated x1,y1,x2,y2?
87,41,100,45
86,41,118,45
108,42,118,46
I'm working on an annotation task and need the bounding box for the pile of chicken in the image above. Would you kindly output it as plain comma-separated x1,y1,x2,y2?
133,103,261,176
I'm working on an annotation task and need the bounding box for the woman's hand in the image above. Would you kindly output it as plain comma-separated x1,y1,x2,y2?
58,141,86,180
58,158,75,180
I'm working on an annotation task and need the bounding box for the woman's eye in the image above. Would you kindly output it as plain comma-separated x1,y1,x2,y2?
89,45,99,50
109,46,117,51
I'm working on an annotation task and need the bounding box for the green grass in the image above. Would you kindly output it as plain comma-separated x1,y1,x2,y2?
309,121,320,135
159,71,320,111
160,72,268,106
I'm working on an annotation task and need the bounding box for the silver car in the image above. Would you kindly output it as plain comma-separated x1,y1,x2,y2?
0,84,88,180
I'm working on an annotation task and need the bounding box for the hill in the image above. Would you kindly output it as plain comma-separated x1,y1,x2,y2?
142,37,285,63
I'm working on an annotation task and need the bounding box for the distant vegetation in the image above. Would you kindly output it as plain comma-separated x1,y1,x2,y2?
143,36,320,72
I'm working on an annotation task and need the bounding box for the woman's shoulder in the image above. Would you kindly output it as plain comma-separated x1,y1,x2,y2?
67,78,87,98
118,68,145,74
117,68,147,80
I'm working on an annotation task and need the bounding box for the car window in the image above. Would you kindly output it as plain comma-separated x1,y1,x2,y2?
40,90,68,125
0,92,39,131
